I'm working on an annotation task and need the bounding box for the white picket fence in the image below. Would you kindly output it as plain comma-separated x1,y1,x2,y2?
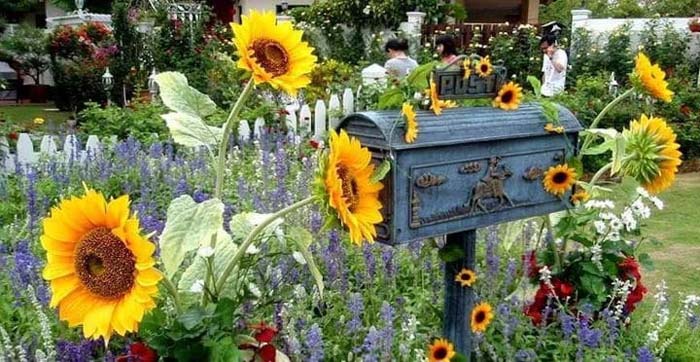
1,89,357,173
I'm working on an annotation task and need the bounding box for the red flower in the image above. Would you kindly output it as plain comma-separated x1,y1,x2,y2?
258,344,277,362
249,321,278,343
8,132,18,140
625,282,647,313
619,257,641,281
525,302,544,325
523,251,540,279
309,139,321,149
116,342,157,362
551,279,575,299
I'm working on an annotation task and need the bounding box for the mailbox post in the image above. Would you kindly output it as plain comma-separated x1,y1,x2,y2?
338,67,582,359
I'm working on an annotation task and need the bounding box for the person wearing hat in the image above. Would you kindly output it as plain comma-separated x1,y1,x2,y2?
539,33,568,97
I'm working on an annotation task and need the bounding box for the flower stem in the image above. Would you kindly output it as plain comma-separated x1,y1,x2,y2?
544,215,562,273
214,78,255,200
589,162,613,187
214,196,317,294
580,88,634,155
162,275,183,315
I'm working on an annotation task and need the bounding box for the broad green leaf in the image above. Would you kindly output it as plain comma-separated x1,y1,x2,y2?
567,156,584,179
208,337,240,362
229,212,283,243
610,135,626,176
178,305,211,330
541,101,560,123
527,75,542,98
581,139,614,155
583,128,619,139
178,228,234,295
162,112,223,147
580,274,606,296
160,196,225,278
377,88,405,110
289,226,324,298
451,352,469,362
406,61,437,90
371,159,391,183
154,72,217,118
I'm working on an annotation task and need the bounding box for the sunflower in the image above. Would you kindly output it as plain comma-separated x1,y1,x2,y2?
429,79,443,115
455,268,476,287
41,187,161,342
570,190,591,205
622,114,682,194
462,59,472,80
231,10,317,96
402,102,418,143
492,81,523,111
471,302,494,333
475,56,493,77
427,338,455,362
320,130,384,245
543,164,577,197
632,53,673,102
544,123,564,134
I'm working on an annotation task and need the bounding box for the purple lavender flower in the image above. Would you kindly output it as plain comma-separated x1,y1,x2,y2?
601,308,619,344
360,326,381,362
363,244,376,281
503,258,517,291
273,139,289,208
485,225,500,281
347,293,364,333
309,210,322,234
559,313,576,339
174,177,188,197
379,301,394,357
305,324,324,362
324,230,342,284
514,349,536,361
688,314,699,329
636,347,654,362
578,317,602,348
11,240,49,305
56,339,100,362
274,303,285,333
381,246,395,280
192,189,210,203
25,169,38,235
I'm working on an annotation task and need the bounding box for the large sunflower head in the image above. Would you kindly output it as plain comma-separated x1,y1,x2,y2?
402,102,418,144
543,164,577,197
475,56,493,77
427,338,455,362
231,10,317,96
471,302,494,333
632,52,673,102
622,114,682,194
316,130,384,245
492,81,523,111
455,268,476,287
41,187,161,343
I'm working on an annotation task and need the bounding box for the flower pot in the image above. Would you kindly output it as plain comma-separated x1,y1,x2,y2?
27,84,49,103
689,23,700,33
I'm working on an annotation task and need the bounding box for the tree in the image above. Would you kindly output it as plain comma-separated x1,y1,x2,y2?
0,25,49,85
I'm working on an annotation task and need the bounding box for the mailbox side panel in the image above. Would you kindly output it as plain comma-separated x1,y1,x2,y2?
391,134,577,244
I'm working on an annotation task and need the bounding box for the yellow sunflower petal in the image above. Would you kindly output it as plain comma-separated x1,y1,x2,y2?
49,275,81,307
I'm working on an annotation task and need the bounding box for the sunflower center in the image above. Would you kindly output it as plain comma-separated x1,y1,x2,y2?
251,39,289,77
434,347,448,359
475,311,486,323
75,227,136,299
501,90,513,103
337,165,360,211
461,273,471,280
481,65,488,73
552,171,569,185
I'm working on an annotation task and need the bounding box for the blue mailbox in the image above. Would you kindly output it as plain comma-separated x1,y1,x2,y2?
338,104,582,245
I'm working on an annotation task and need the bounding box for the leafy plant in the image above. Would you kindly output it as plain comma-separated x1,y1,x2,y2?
0,25,49,85
78,100,168,143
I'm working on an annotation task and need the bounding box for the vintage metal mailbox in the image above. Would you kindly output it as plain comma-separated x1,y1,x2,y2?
338,103,583,245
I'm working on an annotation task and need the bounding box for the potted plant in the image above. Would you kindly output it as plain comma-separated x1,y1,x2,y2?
690,17,700,33
0,25,50,103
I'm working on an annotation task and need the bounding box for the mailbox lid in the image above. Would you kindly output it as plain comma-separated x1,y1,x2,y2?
339,103,582,151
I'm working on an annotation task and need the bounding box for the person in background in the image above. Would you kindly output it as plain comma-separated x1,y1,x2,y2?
384,38,418,78
435,35,459,66
540,33,568,97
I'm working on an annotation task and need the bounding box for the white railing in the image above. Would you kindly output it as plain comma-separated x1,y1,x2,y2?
1,89,356,173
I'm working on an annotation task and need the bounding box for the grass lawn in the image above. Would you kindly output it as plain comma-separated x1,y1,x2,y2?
0,104,73,130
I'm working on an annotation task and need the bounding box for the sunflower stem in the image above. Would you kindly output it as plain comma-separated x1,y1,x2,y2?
214,78,255,200
589,162,613,187
162,276,183,315
214,196,317,295
580,88,634,155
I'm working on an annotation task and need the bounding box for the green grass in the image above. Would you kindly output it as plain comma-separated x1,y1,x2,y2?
0,104,73,130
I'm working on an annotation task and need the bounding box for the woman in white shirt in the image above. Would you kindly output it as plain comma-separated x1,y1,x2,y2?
384,38,418,78
539,34,568,97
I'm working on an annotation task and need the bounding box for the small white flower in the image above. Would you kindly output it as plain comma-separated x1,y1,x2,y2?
190,279,205,293
413,91,423,101
248,283,262,298
599,212,616,220
197,246,215,258
246,244,261,254
636,187,650,198
608,231,621,241
292,251,307,265
650,196,664,210
621,209,637,231
609,217,623,231
362,5,371,15
594,220,607,234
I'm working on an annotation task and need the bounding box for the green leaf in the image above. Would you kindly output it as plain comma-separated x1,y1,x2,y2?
229,212,284,243
581,139,614,156
370,159,391,183
155,72,217,118
162,112,224,147
377,87,405,110
567,156,584,179
611,135,627,176
178,306,211,330
160,196,225,278
638,252,655,271
207,336,240,362
214,298,237,327
583,128,619,139
527,75,542,98
541,101,560,124
580,274,606,296
289,226,325,298
406,62,437,91
178,228,234,295
451,352,468,362
438,242,465,263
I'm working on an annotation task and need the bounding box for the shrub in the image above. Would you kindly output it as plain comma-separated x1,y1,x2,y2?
78,100,168,143
0,25,50,86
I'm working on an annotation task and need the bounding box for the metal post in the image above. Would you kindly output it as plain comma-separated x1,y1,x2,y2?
443,229,476,360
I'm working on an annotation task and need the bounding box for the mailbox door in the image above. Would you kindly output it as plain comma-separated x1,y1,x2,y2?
388,134,577,244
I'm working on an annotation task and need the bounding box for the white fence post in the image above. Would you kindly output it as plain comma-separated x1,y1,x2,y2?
64,134,79,162
342,87,355,116
299,104,312,135
17,133,36,165
86,135,101,159
285,106,298,135
39,135,58,156
314,100,327,139
328,94,341,131
238,120,251,142
253,117,265,138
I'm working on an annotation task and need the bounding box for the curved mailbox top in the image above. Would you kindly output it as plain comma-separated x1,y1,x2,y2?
338,103,582,151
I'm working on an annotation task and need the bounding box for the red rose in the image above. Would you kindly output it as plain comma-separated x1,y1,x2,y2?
619,257,641,281
128,342,157,362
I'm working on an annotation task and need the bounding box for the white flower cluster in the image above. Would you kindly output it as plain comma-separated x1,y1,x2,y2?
0,325,14,362
539,265,554,290
611,278,633,320
588,190,664,243
648,281,670,345
590,243,603,271
27,286,55,362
